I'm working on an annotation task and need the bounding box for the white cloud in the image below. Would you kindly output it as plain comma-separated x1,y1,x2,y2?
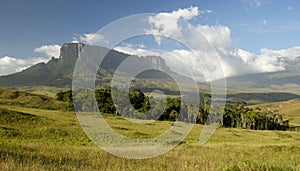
115,7,300,81
288,6,293,10
114,45,159,57
115,42,297,81
114,45,207,81
196,25,232,54
260,47,300,58
168,6,200,20
73,33,109,44
146,6,213,45
0,56,48,76
34,45,61,58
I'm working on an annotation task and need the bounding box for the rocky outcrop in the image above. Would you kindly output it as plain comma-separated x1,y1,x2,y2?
0,43,175,87
144,56,170,70
59,43,84,63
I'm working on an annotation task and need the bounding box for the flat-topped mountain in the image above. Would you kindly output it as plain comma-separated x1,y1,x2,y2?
0,43,172,87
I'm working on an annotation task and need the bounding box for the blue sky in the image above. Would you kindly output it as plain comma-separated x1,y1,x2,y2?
0,0,299,77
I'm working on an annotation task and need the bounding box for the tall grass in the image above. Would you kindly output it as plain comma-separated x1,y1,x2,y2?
0,106,299,170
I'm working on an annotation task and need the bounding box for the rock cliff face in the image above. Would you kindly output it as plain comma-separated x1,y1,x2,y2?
57,43,170,71
144,56,169,70
0,43,175,87
59,43,84,63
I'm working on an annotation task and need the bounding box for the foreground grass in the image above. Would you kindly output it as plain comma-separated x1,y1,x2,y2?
0,106,299,170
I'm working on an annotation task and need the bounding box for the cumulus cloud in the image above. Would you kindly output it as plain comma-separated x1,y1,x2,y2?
146,6,212,45
115,6,300,81
260,47,300,58
34,45,61,58
196,25,232,54
114,45,207,81
0,56,48,76
73,33,109,44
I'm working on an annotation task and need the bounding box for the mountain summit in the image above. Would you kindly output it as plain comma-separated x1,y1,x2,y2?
59,43,84,63
0,43,172,87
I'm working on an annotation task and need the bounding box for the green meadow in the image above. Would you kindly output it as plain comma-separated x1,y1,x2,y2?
1,102,299,170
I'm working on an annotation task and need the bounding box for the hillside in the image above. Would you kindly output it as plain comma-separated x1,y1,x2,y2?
1,43,300,106
0,43,173,88
0,88,69,110
210,56,300,95
0,105,299,170
224,70,300,95
226,92,300,104
251,99,300,126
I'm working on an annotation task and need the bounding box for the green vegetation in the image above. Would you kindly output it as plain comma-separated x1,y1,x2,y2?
0,88,69,110
60,88,291,131
223,102,289,130
11,86,70,98
0,40,299,169
252,99,300,126
0,88,299,170
0,105,299,170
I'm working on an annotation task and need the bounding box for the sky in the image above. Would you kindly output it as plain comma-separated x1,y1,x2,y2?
0,0,299,79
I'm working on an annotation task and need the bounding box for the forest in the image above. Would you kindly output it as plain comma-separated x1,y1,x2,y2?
57,88,290,131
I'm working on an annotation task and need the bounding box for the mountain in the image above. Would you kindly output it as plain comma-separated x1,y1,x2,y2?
2,42,300,104
226,92,300,104
0,43,173,88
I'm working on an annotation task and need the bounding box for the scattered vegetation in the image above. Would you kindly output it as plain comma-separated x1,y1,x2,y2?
0,105,299,170
252,99,300,126
0,88,69,110
0,88,298,170
58,88,291,131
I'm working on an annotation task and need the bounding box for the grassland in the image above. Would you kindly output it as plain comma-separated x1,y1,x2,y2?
251,99,300,126
1,104,299,170
10,86,70,98
0,88,70,111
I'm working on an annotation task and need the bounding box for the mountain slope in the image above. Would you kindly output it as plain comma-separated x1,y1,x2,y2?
227,92,300,104
226,71,300,88
0,43,173,87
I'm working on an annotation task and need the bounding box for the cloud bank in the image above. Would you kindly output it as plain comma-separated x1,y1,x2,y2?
73,33,109,44
34,45,61,58
115,6,300,81
0,44,61,76
0,56,48,76
1,6,299,80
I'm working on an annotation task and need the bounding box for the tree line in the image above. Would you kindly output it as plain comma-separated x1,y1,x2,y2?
57,88,290,131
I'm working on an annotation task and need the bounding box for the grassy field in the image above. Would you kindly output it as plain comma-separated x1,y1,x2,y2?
6,86,70,98
0,104,299,170
251,99,300,126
